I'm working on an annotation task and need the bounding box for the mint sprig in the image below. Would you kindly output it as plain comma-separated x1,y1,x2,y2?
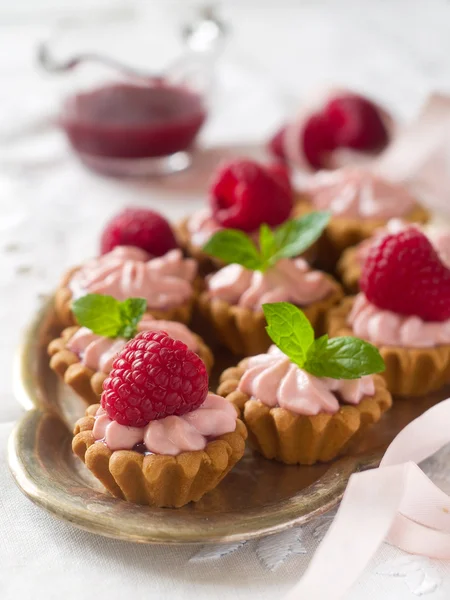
262,302,385,380
72,294,147,339
203,212,330,272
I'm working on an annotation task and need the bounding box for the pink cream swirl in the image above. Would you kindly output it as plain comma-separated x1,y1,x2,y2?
238,346,375,416
206,258,335,310
348,293,450,348
67,317,199,373
92,393,237,454
69,246,197,310
302,168,416,219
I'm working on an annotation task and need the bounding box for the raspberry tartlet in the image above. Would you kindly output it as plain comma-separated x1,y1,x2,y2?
177,159,296,272
48,295,213,404
328,228,450,396
218,302,391,465
337,220,450,293
294,168,429,270
198,213,343,355
55,245,198,327
72,331,247,508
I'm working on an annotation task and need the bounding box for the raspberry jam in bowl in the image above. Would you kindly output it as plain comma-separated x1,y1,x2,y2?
59,80,207,177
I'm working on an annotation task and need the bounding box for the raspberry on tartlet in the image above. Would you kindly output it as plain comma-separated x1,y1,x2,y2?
328,229,450,397
267,91,391,169
176,158,297,273
48,316,214,405
102,331,209,426
72,331,247,508
101,208,179,257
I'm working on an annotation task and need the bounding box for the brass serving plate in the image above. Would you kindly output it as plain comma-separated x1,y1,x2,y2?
9,298,450,544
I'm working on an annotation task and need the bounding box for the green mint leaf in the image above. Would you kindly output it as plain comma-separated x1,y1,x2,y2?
117,297,147,339
262,302,314,368
271,212,330,263
259,223,278,268
72,294,147,339
203,229,263,270
304,336,385,380
72,294,122,338
311,334,329,355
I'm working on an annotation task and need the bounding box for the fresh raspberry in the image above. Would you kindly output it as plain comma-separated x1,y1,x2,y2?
101,331,208,426
270,93,390,169
210,159,293,232
360,228,450,322
100,208,178,256
324,93,389,151
266,162,292,196
302,113,337,169
267,126,287,161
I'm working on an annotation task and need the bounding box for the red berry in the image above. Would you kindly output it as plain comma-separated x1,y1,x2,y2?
100,208,178,256
267,162,292,196
360,228,450,322
210,159,293,232
101,331,209,427
324,94,389,151
302,113,337,169
267,126,287,161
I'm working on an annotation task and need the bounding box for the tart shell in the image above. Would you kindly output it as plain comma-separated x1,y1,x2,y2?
336,245,361,293
197,277,344,356
72,404,247,508
218,363,392,465
294,200,429,271
48,326,214,404
327,297,450,397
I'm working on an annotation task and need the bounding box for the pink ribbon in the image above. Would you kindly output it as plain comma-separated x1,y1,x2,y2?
286,397,450,600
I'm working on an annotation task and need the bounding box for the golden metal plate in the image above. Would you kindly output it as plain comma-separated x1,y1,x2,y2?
9,298,450,544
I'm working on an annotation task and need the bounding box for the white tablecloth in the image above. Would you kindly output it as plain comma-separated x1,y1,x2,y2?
1,2,450,598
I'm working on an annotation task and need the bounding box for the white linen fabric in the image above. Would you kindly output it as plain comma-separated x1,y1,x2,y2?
2,1,450,598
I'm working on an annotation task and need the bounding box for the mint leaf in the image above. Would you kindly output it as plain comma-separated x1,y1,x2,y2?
72,294,147,339
203,229,263,270
203,212,329,272
271,212,330,263
262,302,385,380
118,297,147,339
259,224,277,267
263,302,314,367
72,294,122,338
311,334,329,355
304,336,385,380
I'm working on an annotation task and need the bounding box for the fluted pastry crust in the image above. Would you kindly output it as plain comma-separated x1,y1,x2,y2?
336,245,361,293
218,363,392,465
72,404,247,507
